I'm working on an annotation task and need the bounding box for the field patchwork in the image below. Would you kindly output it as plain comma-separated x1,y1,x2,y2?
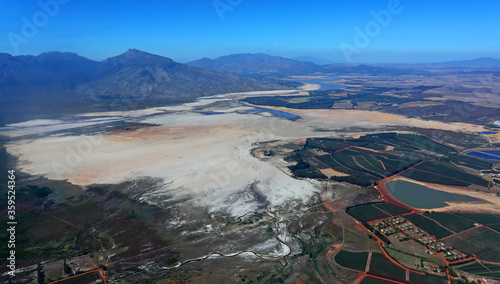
445,226,500,263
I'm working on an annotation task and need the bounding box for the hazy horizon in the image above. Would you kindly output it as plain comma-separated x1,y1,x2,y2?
3,48,500,65
2,0,500,63
2,2,500,283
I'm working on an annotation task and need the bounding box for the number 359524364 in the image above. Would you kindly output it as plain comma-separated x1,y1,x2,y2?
7,170,15,220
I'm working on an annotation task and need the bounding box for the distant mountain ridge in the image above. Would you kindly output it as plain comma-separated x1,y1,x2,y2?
0,51,104,89
0,49,292,124
2,49,498,125
374,57,500,70
322,63,428,76
187,53,324,75
187,53,429,76
292,56,333,65
434,57,500,67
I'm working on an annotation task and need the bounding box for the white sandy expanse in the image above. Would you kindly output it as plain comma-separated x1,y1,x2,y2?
0,117,125,138
4,93,491,216
6,112,317,216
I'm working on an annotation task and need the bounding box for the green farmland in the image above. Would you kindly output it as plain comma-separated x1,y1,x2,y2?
359,276,395,284
346,203,410,223
346,203,391,222
404,214,454,239
424,212,475,233
368,252,407,282
334,250,368,272
458,262,500,280
287,132,492,189
409,272,447,284
448,154,494,171
456,213,500,226
446,226,500,263
290,133,436,185
400,160,490,188
373,203,412,216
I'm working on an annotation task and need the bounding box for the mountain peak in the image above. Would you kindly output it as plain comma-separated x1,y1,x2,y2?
123,48,149,56
106,49,174,67
120,48,167,59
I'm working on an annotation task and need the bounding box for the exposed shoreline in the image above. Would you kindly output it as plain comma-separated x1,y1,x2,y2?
377,176,500,214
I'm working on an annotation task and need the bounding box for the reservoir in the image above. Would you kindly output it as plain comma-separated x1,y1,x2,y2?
237,103,301,121
467,150,500,161
294,77,347,91
385,180,479,209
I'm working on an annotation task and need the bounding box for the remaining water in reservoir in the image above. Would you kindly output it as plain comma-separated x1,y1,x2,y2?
467,150,500,161
252,106,301,120
237,104,301,121
386,180,479,209
294,77,347,91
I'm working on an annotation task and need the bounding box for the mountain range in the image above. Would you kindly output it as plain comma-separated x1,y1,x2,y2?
189,53,500,76
0,49,291,125
1,49,499,125
432,57,500,67
374,57,500,71
187,53,431,76
186,53,324,75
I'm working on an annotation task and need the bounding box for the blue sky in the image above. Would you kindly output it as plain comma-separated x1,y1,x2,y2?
1,0,499,63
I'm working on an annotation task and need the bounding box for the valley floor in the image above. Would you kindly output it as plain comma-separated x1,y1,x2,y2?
1,86,498,283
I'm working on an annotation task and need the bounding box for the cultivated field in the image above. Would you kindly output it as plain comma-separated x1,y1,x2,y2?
2,84,500,283
334,250,368,272
404,213,454,239
242,73,500,125
424,212,475,233
457,262,500,280
368,252,407,282
457,213,500,226
400,160,490,188
346,203,410,223
446,226,500,262
287,132,494,191
373,203,412,216
359,276,394,284
409,272,447,284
